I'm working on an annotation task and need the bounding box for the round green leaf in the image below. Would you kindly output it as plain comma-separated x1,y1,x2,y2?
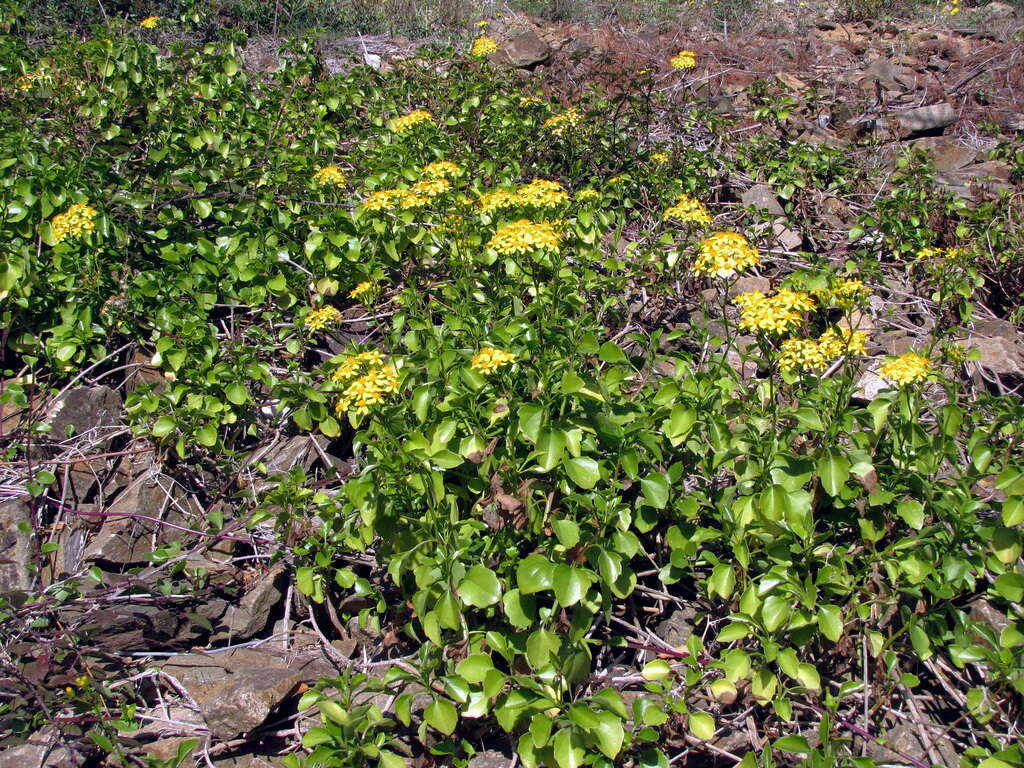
457,565,502,608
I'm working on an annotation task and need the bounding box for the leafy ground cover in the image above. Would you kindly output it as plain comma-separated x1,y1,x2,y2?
1,3,1024,768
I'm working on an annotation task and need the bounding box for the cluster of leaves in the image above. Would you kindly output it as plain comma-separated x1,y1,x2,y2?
2,13,1024,768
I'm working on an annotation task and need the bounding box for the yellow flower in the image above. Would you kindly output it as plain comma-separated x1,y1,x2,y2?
50,202,97,244
332,349,387,384
362,189,429,211
304,306,343,332
478,189,521,213
422,161,462,179
516,178,569,208
543,108,582,137
488,220,561,255
349,281,376,301
477,19,490,27
818,326,868,359
664,194,712,226
471,346,515,374
471,37,499,57
312,165,346,188
733,288,814,334
519,96,545,107
607,175,627,185
410,178,451,197
778,338,828,373
577,188,599,202
336,365,399,414
651,152,670,164
139,15,160,28
694,231,760,278
820,277,870,310
879,352,930,387
392,109,435,134
670,50,697,70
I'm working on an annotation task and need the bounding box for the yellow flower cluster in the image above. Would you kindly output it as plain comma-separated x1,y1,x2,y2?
946,0,961,15
879,352,930,387
312,165,346,188
519,96,545,107
392,109,435,133
422,161,462,179
779,327,868,373
478,179,568,212
543,108,582,137
734,288,815,334
139,15,161,28
411,178,451,197
362,189,429,212
694,232,760,278
820,277,869,310
15,67,49,91
332,350,385,383
471,37,499,57
664,194,712,226
349,281,376,301
488,220,561,255
651,152,671,165
50,202,97,244
577,189,599,202
516,179,569,208
304,306,343,332
336,365,399,414
670,50,697,70
471,347,515,374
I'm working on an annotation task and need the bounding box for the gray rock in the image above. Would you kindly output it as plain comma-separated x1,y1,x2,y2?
969,598,1009,635
221,565,285,641
895,103,957,135
0,729,75,768
964,333,1024,377
728,276,772,298
0,499,34,593
468,750,513,768
363,53,382,70
44,386,122,448
490,30,550,68
773,221,803,251
867,720,957,767
853,366,889,402
656,607,697,648
741,184,784,217
982,1,1017,19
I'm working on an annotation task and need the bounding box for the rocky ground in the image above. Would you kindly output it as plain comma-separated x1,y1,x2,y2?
2,4,1024,767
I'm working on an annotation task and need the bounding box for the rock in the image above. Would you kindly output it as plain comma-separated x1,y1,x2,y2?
741,184,784,217
142,737,198,767
773,221,803,251
963,331,1024,378
656,607,697,648
468,750,513,768
0,499,34,593
875,329,915,355
853,366,889,402
84,469,196,565
728,276,772,298
45,385,122,449
982,1,1017,19
490,30,550,68
221,565,285,641
867,720,957,767
915,139,977,172
1002,113,1024,132
895,103,956,136
969,598,1009,635
363,53,382,70
0,729,75,767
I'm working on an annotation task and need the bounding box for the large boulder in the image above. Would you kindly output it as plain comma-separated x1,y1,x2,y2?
490,30,550,68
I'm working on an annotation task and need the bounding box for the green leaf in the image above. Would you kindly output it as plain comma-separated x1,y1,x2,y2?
457,565,502,608
759,484,791,521
552,728,584,768
517,554,554,595
552,519,581,548
774,735,811,754
424,698,458,735
193,198,212,218
195,424,217,447
640,473,670,509
592,712,624,758
225,382,249,405
688,712,716,740
456,654,494,683
535,428,566,471
761,594,792,633
598,341,628,364
708,563,736,600
817,448,850,496
994,572,1024,602
552,564,588,607
151,415,176,437
897,499,925,530
378,751,407,768
641,659,673,681
817,605,843,642
564,457,600,489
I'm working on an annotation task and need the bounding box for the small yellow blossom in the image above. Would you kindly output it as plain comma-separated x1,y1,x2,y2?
651,152,670,164
670,50,697,70
607,175,627,185
478,188,521,213
50,202,97,244
577,188,600,202
818,326,868,359
471,346,515,374
349,281,376,301
516,178,569,208
362,189,429,211
879,352,931,387
304,306,343,332
422,161,462,179
664,194,712,226
488,220,561,255
332,349,387,384
392,109,435,134
823,277,870,310
477,19,490,27
471,37,500,57
410,178,451,197
779,338,828,373
543,107,582,137
519,96,545,107
336,365,399,414
139,15,160,28
694,231,761,278
733,289,814,334
312,165,346,188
